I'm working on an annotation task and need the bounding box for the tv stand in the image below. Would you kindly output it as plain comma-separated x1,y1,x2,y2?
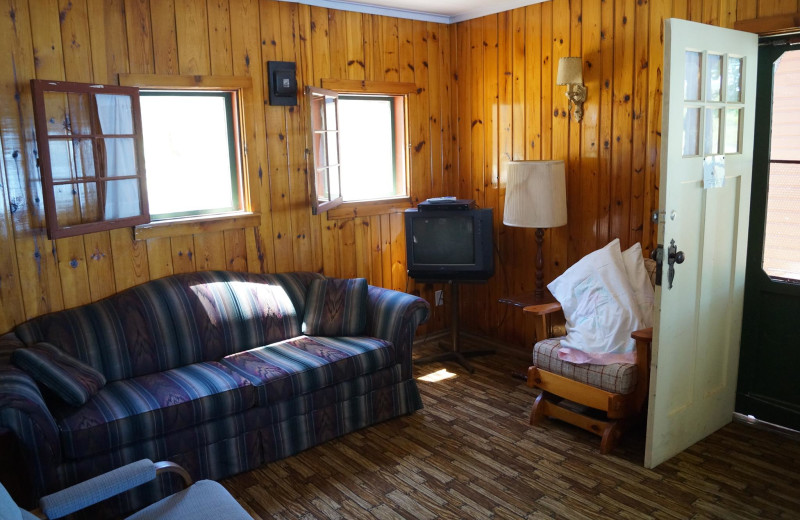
414,281,495,373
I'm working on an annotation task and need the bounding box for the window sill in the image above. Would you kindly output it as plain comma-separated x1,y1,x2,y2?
326,198,412,220
134,212,261,240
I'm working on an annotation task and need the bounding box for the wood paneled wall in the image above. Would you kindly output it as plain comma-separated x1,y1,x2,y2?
0,0,453,335
450,0,800,346
1,0,798,343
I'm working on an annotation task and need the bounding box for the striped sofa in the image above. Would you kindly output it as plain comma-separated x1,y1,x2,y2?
0,271,429,515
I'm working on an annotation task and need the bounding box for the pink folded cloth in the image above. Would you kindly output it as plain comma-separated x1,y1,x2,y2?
557,346,636,365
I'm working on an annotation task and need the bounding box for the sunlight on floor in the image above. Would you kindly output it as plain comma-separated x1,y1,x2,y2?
418,368,458,382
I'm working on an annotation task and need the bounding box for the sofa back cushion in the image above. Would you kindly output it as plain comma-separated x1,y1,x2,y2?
302,278,368,336
14,271,322,381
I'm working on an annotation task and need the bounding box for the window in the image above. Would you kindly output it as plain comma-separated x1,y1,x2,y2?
139,91,240,220
120,75,257,231
763,49,800,282
307,80,415,215
30,80,149,239
32,76,258,239
338,95,406,201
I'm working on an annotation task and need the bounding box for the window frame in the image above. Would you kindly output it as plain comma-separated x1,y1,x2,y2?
119,74,260,240
139,90,242,220
30,79,150,239
308,79,416,218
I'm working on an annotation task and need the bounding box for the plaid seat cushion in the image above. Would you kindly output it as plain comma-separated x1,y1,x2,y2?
221,335,395,406
58,362,255,459
533,337,638,395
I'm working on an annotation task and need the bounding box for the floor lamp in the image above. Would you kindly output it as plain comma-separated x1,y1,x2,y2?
503,161,568,301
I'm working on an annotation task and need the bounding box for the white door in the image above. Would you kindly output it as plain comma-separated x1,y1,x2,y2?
645,19,758,468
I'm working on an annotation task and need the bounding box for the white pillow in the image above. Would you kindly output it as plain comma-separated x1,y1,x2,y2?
547,239,645,361
621,242,655,327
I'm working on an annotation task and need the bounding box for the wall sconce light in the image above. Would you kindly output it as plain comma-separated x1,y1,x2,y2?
556,57,586,123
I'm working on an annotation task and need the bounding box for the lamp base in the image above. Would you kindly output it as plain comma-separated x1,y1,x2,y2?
535,228,546,300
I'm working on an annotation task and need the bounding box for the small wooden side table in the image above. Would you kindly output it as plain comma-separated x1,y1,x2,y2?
499,290,558,380
499,290,558,343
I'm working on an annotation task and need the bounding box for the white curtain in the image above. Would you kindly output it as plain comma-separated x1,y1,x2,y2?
95,94,139,219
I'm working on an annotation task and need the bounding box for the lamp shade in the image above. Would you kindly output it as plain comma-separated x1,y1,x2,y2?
503,160,567,229
556,57,583,85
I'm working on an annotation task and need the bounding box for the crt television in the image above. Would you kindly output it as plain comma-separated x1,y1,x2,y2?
404,207,494,281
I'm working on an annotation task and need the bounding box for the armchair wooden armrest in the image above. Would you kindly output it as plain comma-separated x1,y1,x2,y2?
523,302,563,340
522,302,562,315
631,327,652,342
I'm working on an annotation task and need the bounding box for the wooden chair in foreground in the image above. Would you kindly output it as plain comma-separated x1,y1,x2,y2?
524,259,656,454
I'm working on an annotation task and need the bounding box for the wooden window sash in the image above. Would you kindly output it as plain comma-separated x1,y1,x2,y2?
30,79,150,239
317,79,413,214
307,86,344,215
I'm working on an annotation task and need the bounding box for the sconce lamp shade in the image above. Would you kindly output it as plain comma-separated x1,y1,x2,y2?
503,160,568,229
556,57,583,85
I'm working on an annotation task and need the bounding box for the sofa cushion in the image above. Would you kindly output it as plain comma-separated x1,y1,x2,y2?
533,337,638,395
57,361,255,458
12,343,106,407
221,335,395,406
302,278,368,336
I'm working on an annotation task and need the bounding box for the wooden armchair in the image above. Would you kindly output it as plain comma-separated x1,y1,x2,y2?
523,265,654,454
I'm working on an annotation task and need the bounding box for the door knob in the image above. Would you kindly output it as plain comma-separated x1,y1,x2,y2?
667,239,685,290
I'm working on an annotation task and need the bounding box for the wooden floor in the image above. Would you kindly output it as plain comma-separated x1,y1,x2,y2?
222,337,800,519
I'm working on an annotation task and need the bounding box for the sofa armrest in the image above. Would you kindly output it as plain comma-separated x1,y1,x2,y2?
0,364,61,497
366,286,430,377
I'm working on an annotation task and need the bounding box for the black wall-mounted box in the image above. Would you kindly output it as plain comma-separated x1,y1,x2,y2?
267,61,297,106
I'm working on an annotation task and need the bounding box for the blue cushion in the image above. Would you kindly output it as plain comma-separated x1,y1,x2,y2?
12,343,106,407
221,335,395,406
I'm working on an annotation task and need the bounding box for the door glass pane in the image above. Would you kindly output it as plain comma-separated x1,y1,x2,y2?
704,108,722,155
683,107,700,156
706,54,722,102
763,49,800,281
724,108,741,154
727,57,743,102
685,51,702,101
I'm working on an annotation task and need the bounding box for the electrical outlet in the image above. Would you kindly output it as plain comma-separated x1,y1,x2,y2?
435,290,444,306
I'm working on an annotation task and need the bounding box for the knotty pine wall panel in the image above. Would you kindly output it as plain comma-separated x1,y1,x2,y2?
0,0,452,335
449,0,784,346
0,0,795,344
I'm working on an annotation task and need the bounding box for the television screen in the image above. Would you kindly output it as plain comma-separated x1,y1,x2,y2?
404,207,494,281
411,216,474,265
